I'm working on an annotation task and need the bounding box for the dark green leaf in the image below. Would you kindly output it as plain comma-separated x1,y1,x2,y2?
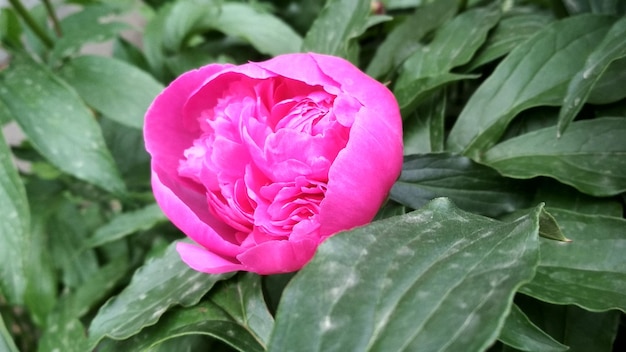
366,0,459,79
518,298,621,352
269,198,541,352
50,5,129,62
587,56,626,104
394,5,500,112
563,0,626,15
100,117,151,186
87,240,234,348
59,55,164,129
301,0,371,58
533,181,623,217
498,304,568,352
38,317,89,352
558,17,626,135
0,126,29,305
97,301,264,352
483,117,626,197
0,56,126,194
390,153,531,217
447,15,613,156
403,89,446,154
87,203,167,249
0,313,19,352
209,273,274,347
521,208,626,312
466,12,554,71
0,7,23,49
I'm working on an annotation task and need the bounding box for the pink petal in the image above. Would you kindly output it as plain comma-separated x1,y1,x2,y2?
177,242,244,274
237,239,318,275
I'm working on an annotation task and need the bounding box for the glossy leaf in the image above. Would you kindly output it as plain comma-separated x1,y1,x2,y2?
587,56,626,104
301,0,371,58
483,117,626,197
558,17,626,135
394,5,500,111
390,153,531,217
402,89,446,154
97,301,264,352
50,5,129,62
86,203,167,249
498,304,568,352
533,180,623,217
366,0,459,78
0,125,29,305
211,3,302,56
208,273,274,347
0,56,125,194
269,198,541,352
466,12,554,71
521,208,626,312
59,55,164,129
87,240,234,348
563,0,626,15
447,15,613,156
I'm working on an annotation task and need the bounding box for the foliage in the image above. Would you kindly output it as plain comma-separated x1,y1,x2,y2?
0,0,624,351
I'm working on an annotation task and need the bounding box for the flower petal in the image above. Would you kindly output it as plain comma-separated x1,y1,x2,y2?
237,239,318,275
177,242,244,274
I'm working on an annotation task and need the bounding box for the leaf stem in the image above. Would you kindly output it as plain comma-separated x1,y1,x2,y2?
42,0,63,37
8,0,54,49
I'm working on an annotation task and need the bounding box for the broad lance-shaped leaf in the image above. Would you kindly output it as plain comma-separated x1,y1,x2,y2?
268,198,542,352
482,117,626,197
366,0,459,79
59,55,164,130
0,125,29,305
447,15,614,156
97,273,273,352
498,304,568,352
86,203,167,249
520,207,626,312
301,0,371,58
394,4,500,112
402,89,446,154
87,240,234,349
390,153,531,217
466,12,554,71
0,56,125,194
558,16,626,136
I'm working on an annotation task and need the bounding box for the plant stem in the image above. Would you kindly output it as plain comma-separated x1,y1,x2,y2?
8,0,54,49
42,0,63,37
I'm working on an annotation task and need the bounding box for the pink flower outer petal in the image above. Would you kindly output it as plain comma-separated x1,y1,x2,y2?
177,241,244,274
236,238,318,275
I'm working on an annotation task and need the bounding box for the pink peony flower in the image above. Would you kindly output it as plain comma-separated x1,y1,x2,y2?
144,53,403,275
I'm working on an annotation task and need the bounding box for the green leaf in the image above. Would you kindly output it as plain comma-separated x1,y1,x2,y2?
98,301,265,352
390,153,531,217
533,180,623,217
558,17,626,135
0,56,126,194
59,55,164,129
447,15,614,156
212,3,302,56
87,203,167,249
301,0,371,58
466,12,554,71
0,311,19,352
0,124,29,305
366,0,459,79
587,56,626,104
208,273,274,347
87,240,234,348
402,89,446,154
518,298,621,352
0,7,23,49
268,198,541,352
521,207,626,312
563,0,626,15
394,4,500,112
498,304,568,352
50,4,129,62
482,117,626,197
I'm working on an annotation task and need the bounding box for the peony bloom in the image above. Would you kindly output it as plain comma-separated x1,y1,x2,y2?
144,53,402,275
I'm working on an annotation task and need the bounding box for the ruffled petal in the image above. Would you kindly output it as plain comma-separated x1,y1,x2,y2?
236,238,318,275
